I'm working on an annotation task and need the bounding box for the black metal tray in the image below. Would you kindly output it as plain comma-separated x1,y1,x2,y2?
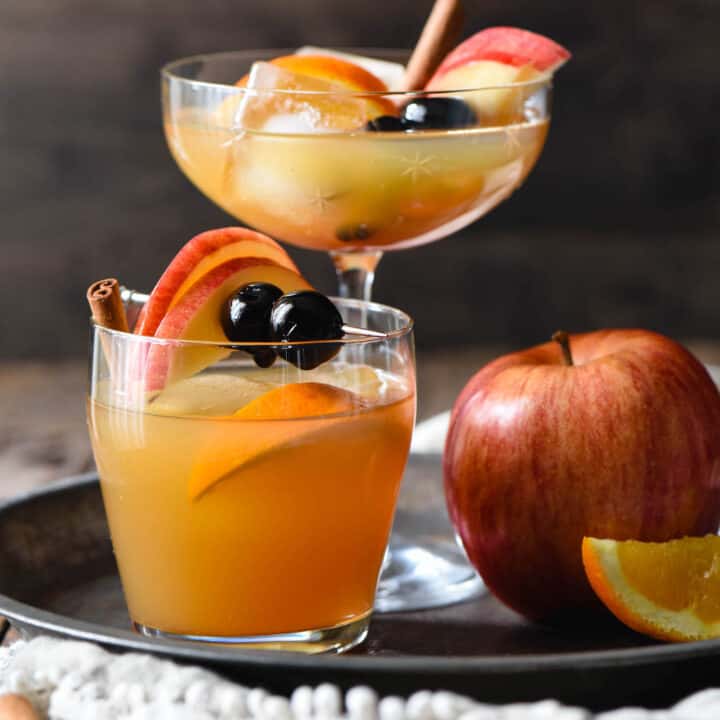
1,457,718,712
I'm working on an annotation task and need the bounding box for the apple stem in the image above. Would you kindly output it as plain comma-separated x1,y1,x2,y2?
552,331,574,366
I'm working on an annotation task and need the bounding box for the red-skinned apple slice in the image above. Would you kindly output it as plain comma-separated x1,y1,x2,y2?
430,27,571,81
427,27,570,123
135,227,298,336
143,257,311,391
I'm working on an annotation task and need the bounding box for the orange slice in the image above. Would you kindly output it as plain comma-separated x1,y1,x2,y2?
237,55,390,94
188,382,364,500
233,55,396,131
582,535,720,642
233,381,364,420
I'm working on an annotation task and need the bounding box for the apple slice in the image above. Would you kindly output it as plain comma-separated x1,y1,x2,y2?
148,373,273,417
427,27,571,123
431,27,571,80
188,382,364,499
135,227,298,336
143,257,311,391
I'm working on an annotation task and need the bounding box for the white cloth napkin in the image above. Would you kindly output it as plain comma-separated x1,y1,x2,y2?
410,412,451,455
2,637,719,720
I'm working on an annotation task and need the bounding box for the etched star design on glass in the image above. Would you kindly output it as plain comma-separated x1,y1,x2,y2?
399,152,437,183
308,188,344,213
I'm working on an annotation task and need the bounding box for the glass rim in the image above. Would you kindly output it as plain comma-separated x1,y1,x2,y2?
91,296,414,349
161,47,555,97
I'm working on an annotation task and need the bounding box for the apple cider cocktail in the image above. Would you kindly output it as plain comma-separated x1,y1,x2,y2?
87,229,415,652
165,50,551,253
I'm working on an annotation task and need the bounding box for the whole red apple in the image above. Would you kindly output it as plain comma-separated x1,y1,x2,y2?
443,330,720,622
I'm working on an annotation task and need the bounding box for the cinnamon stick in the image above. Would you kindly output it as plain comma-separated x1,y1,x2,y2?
86,278,129,332
401,0,464,91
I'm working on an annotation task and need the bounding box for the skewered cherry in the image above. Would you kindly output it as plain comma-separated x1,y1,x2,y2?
222,282,283,367
269,291,344,370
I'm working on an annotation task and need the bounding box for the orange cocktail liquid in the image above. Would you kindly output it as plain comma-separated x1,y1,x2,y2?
88,382,414,638
165,116,549,252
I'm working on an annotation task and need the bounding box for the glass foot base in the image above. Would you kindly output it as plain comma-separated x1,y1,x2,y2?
134,612,370,654
374,534,485,613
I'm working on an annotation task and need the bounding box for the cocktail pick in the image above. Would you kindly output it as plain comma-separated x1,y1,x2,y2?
120,286,149,306
340,325,386,339
119,287,388,340
401,0,465,92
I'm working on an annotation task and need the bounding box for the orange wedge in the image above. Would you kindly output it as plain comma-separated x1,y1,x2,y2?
233,381,363,420
188,383,364,500
237,54,389,93
582,535,720,642
236,54,396,120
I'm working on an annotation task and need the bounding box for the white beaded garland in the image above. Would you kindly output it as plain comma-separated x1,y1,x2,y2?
379,695,408,720
454,707,499,720
0,637,719,719
125,682,147,710
406,691,434,720
211,685,248,717
314,683,343,717
431,691,476,720
249,687,270,717
291,686,315,719
670,687,720,718
185,680,213,709
261,695,294,720
346,686,378,720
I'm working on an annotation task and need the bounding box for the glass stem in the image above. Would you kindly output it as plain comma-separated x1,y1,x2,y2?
331,249,389,574
330,250,384,301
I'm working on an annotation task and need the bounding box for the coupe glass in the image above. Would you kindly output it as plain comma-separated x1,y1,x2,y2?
161,49,554,611
88,297,415,652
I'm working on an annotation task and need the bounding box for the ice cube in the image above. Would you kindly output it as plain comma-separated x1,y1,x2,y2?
295,46,406,91
243,363,386,401
148,373,272,417
241,365,318,386
313,363,386,400
261,112,318,135
234,62,372,133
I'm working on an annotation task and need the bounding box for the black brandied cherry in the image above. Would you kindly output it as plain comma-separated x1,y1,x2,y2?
401,97,477,130
364,115,406,132
336,223,374,242
269,290,344,370
222,282,283,368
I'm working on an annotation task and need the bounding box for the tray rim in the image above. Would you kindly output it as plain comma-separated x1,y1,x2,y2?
2,473,720,677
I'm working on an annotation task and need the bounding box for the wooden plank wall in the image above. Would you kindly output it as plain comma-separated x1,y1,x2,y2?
2,0,719,357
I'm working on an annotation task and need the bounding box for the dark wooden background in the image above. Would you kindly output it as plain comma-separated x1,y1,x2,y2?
3,0,719,359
